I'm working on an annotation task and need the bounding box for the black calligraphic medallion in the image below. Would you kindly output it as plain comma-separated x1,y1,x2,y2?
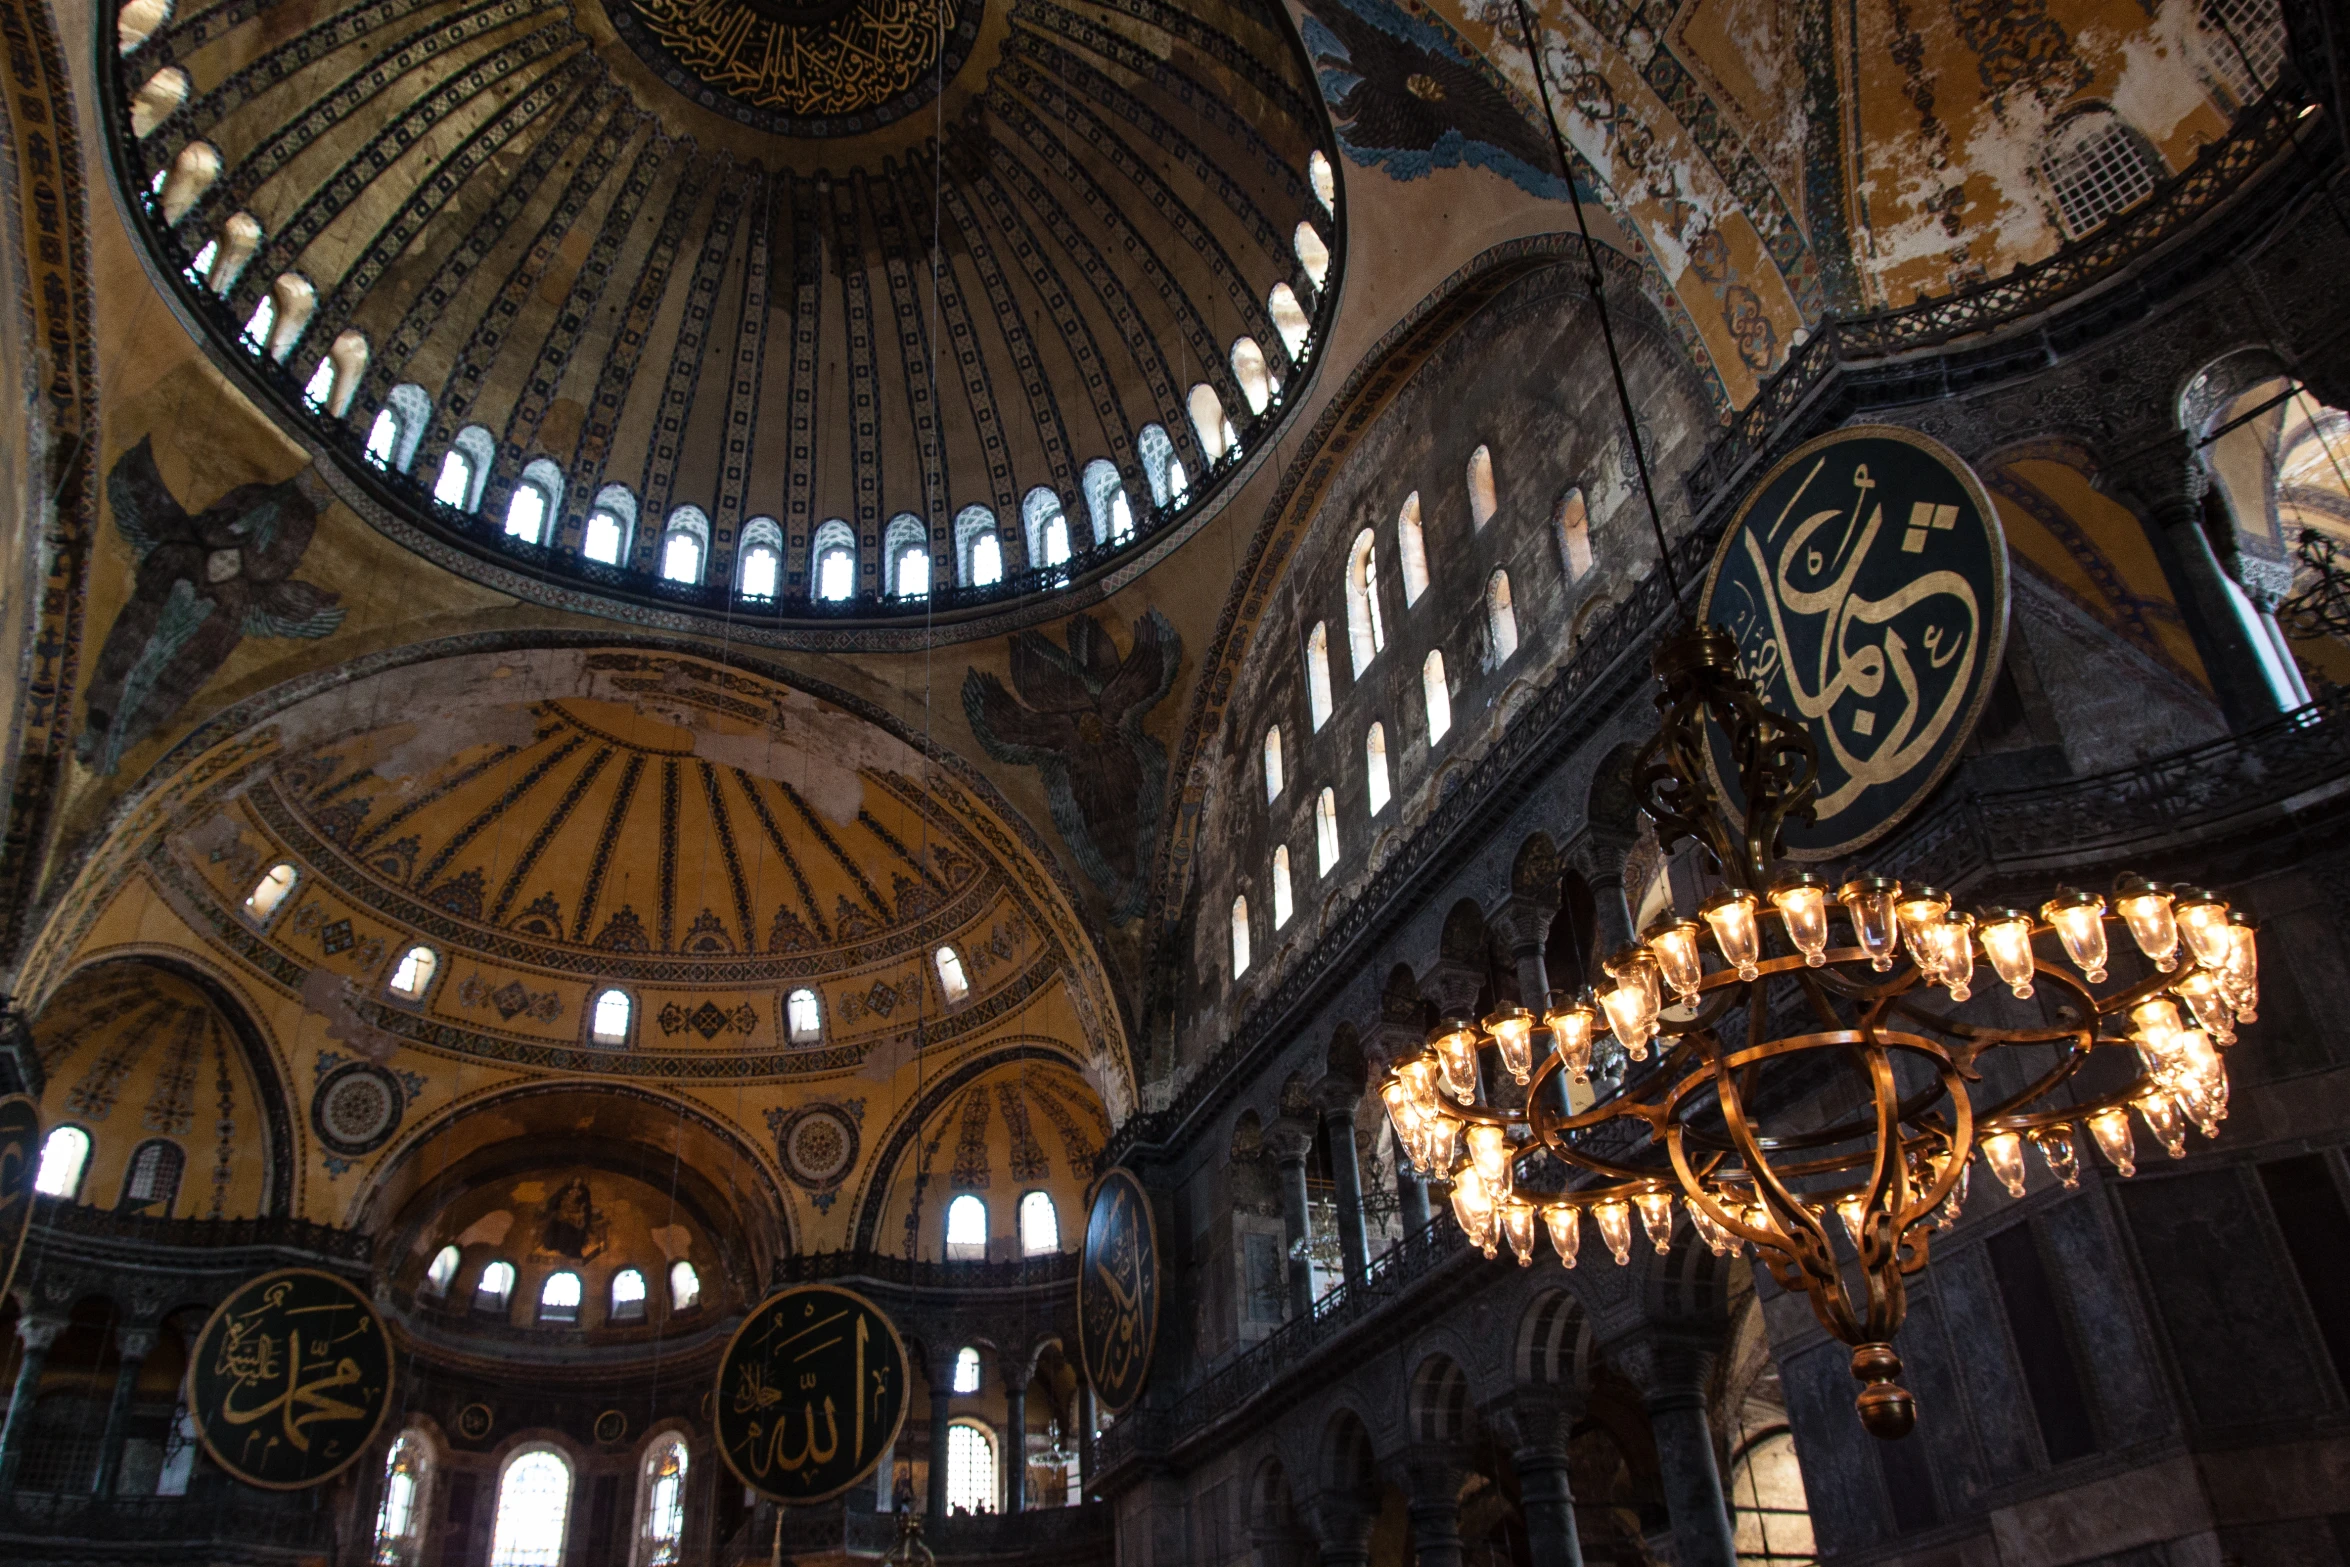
1700,425,2010,860
714,1285,909,1503
188,1268,394,1489
0,1096,37,1302
1078,1166,1158,1414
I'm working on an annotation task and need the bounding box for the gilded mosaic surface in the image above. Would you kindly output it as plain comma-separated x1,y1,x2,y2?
611,0,980,132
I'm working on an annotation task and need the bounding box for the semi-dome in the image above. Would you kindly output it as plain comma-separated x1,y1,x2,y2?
105,0,1341,638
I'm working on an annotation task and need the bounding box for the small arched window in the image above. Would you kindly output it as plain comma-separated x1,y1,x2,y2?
389,944,438,998
668,1261,701,1311
1365,724,1391,815
1138,424,1183,507
1019,1190,1059,1255
1486,570,1520,665
476,1260,517,1313
1467,445,1498,530
883,513,931,599
130,65,188,136
1083,459,1134,545
33,1125,88,1199
947,1422,997,1514
1344,528,1385,676
425,1244,462,1296
241,295,278,358
591,988,632,1046
246,861,299,920
121,1138,184,1212
946,1195,988,1262
951,1343,983,1393
1268,284,1310,360
506,460,565,547
488,1448,571,1567
955,506,1001,586
582,485,637,566
158,138,219,224
365,384,432,474
785,987,823,1042
1232,895,1252,977
2041,108,2163,238
1305,622,1333,730
302,354,334,410
539,1271,582,1325
1263,725,1284,802
812,519,857,602
1231,337,1276,415
1398,493,1429,605
638,1435,689,1567
1423,650,1452,744
659,506,709,584
1315,787,1339,874
206,212,259,295
737,517,783,600
372,1432,429,1567
1553,488,1592,581
258,274,315,363
1188,384,1230,462
1294,222,1331,290
1023,486,1072,569
318,328,369,419
118,0,172,54
936,945,971,1002
432,448,476,510
1308,149,1336,212
1272,845,1293,929
609,1268,647,1322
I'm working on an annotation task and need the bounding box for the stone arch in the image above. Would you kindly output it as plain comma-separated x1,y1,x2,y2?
1586,741,1645,837
1250,1454,1296,1530
1515,1289,1594,1387
1438,899,1487,966
1641,1230,1737,1325
1510,831,1560,899
1324,1022,1365,1087
1406,1353,1474,1443
1319,1406,1378,1498
2178,343,2296,442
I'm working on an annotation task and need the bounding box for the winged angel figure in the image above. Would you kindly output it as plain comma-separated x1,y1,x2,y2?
79,438,346,774
963,612,1179,920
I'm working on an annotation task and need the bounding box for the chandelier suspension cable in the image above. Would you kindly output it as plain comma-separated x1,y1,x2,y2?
1505,0,1680,604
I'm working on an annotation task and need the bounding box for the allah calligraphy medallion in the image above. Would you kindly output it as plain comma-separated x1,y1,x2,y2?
1078,1166,1158,1413
714,1285,909,1502
1700,425,2009,860
0,1096,37,1302
607,0,982,135
187,1269,394,1489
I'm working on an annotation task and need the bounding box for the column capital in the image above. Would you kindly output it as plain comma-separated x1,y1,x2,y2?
1363,1017,1424,1080
1313,1073,1366,1119
13,1313,66,1353
1420,956,1484,1016
115,1326,160,1361
1487,892,1560,954
2111,430,2210,522
1603,1325,1722,1414
1264,1117,1317,1164
1482,1388,1584,1456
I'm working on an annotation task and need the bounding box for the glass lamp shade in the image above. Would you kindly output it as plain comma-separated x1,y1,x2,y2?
1601,982,1653,1060
1895,886,1952,968
1931,914,1976,1002
1450,1164,1498,1256
2172,888,2232,969
1838,876,1901,971
1545,997,1597,1081
1591,1199,1634,1265
1465,1122,1511,1196
2041,889,2109,983
1484,1006,1537,1084
1632,1189,1675,1254
2032,1126,2081,1188
1379,1080,1421,1150
1397,1058,1441,1121
2087,1106,2136,1176
1978,910,2037,998
2137,1092,2189,1159
1769,875,1832,966
1646,919,1706,1000
1836,1194,1868,1251
2131,997,2186,1062
1701,889,1762,981
2173,969,2236,1044
1543,1203,1581,1268
1981,1130,2029,1198
2224,915,2260,1020
1432,1022,1481,1104
1501,1199,1539,1265
2115,877,2180,972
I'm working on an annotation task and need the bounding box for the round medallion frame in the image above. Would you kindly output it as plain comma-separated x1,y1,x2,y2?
1077,1165,1159,1415
712,1283,910,1504
311,1061,405,1157
186,1268,395,1490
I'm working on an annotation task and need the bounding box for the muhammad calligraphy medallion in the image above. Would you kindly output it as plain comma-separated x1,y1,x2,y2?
188,1269,394,1489
1700,425,2010,860
714,1285,909,1503
1078,1166,1157,1414
607,0,982,135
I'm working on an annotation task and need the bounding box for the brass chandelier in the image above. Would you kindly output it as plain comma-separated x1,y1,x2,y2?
1378,626,2261,1439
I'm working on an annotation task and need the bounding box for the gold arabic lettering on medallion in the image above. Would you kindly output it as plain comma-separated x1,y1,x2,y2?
627,0,961,117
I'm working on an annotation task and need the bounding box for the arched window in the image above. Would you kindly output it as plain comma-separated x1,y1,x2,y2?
1232,895,1252,977
246,861,299,920
302,353,333,409
946,1422,997,1514
129,64,188,136
1344,528,1385,675
1082,459,1133,545
365,384,432,474
2198,0,2285,105
1467,445,1497,529
258,274,316,363
1553,487,1592,581
158,139,219,224
1308,149,1336,212
432,447,476,510
812,519,857,601
610,1268,647,1323
33,1125,88,1199
1398,493,1429,605
1023,487,1072,569
582,485,637,566
1138,424,1184,507
320,329,369,418
1268,284,1310,360
955,506,1001,586
476,1260,517,1313
659,506,709,584
785,987,823,1042
488,1449,572,1567
1365,724,1391,815
207,212,260,295
506,460,565,547
241,294,277,357
121,1138,184,1212
884,513,930,599
539,1271,583,1325
637,1435,688,1567
372,1432,430,1567
1423,650,1452,744
1272,845,1293,929
1188,384,1230,462
1263,725,1284,802
668,1261,701,1311
1315,787,1339,874
737,517,783,600
1019,1190,1059,1255
1305,623,1333,730
946,1196,988,1262
951,1344,983,1394
935,946,971,1002
425,1245,462,1296
591,988,632,1046
1294,222,1330,290
2042,108,2163,238
1230,337,1276,415
389,944,438,998
118,0,172,54
1486,569,1520,665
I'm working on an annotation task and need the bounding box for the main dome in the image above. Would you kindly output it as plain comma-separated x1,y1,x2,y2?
105,0,1341,640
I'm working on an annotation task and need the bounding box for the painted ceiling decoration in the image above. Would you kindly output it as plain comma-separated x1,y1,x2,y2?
612,0,986,131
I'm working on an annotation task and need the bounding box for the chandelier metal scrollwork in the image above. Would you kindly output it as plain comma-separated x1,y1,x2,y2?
1379,627,2261,1439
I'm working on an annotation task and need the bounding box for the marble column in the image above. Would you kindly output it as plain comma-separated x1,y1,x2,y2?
1077,1383,1097,1502
927,1355,954,1525
1004,1371,1026,1514
1402,1457,1466,1567
1267,1118,1317,1320
1618,1335,1737,1567
1320,1096,1370,1286
1311,1499,1376,1567
1499,1401,1587,1567
2126,434,2294,729
0,1314,64,1495
1490,894,1558,1022
94,1326,158,1498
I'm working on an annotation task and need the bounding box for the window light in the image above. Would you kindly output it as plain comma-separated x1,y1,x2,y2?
505,484,548,546
476,1259,516,1311
935,946,970,1002
245,862,298,920
1424,650,1452,744
1273,845,1293,928
425,1244,461,1296
946,1194,987,1262
539,1271,582,1324
610,1268,647,1322
34,1125,89,1198
952,1344,982,1393
1316,787,1339,874
817,546,854,602
582,509,625,566
1019,1190,1059,1255
1232,895,1252,977
487,1450,571,1567
1366,724,1391,815
591,988,631,1045
1263,726,1284,802
739,542,780,600
388,944,437,998
669,1260,701,1311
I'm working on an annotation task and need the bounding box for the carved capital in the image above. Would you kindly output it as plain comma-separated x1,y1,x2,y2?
2110,431,2210,526
1603,1325,1722,1413
1420,957,1483,1016
14,1313,66,1353
1486,893,1559,955
2230,546,2299,610
1264,1117,1317,1164
114,1327,160,1362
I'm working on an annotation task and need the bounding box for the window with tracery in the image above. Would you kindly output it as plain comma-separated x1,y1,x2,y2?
2042,109,2163,238
487,1449,571,1567
1019,1190,1059,1255
885,513,929,598
583,485,637,566
610,1269,647,1323
34,1126,88,1199
956,506,1002,586
476,1260,516,1313
371,1432,429,1566
539,1271,582,1325
121,1138,183,1212
637,1436,688,1567
1365,724,1391,815
812,519,856,602
1272,845,1293,929
737,518,783,600
952,1344,982,1394
946,1422,997,1514
592,988,632,1045
947,1197,988,1262
659,507,709,584
786,987,823,1042
1232,895,1252,978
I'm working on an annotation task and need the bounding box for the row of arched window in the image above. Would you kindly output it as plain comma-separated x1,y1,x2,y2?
370,1428,688,1567
31,1123,182,1210
944,1188,1061,1260
422,1243,702,1326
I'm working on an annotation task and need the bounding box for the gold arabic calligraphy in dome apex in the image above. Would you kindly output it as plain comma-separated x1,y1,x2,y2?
615,0,977,131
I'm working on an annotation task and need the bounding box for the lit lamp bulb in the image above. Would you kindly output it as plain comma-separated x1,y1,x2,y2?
2115,876,2180,972
1769,875,1833,966
1591,1199,1634,1265
2224,913,2260,1021
1978,909,2038,999
1379,1079,1422,1153
2040,888,2109,983
1397,1058,1441,1122
1686,1199,1736,1257
2172,887,2233,970
1502,1199,1538,1265
2131,996,2186,1066
1980,1130,2029,1198
1646,919,1706,1003
2167,1030,2227,1134
1483,1006,1537,1085
2173,969,2237,1045
1934,1158,1970,1228
2137,1091,2189,1159
1464,1122,1512,1200
1450,1163,1498,1257
1633,1189,1675,1254
1431,1019,1481,1105
2087,1106,2136,1177
1600,981,1653,1062
1605,947,1664,1027
2031,1126,2081,1189
1422,1113,1461,1177
1701,888,1763,981
1544,995,1597,1084
1895,886,1952,971
1838,876,1902,971
1932,913,1977,1002
1543,1204,1581,1268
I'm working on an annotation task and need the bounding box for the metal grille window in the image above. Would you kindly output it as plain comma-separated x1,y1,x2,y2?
2200,0,2285,104
2043,112,2163,237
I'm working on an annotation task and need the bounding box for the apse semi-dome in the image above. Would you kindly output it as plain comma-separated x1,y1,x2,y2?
105,0,1342,640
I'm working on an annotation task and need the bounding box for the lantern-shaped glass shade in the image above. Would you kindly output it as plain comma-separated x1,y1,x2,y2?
1839,877,1901,971
1502,1200,1538,1265
1543,1203,1581,1267
2087,1106,2136,1176
2137,1092,2189,1158
1931,915,1976,1001
2173,888,2232,969
2116,879,2180,971
1646,919,1705,1000
2041,889,2110,983
1632,1190,1674,1254
1769,876,1832,966
1545,998,1596,1080
1980,1130,2028,1198
1432,1022,1480,1105
1464,1122,1511,1196
1591,1199,1634,1265
1701,890,1762,981
1978,911,2036,998
1484,1006,1536,1084
1600,982,1652,1060
2032,1126,2081,1188
1895,887,1952,966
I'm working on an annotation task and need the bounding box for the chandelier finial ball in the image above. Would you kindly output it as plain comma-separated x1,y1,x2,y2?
1850,1343,1918,1440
